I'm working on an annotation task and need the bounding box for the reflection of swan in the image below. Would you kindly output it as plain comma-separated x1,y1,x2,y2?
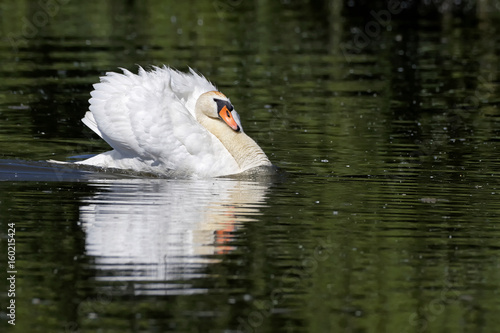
80,178,270,295
77,67,273,177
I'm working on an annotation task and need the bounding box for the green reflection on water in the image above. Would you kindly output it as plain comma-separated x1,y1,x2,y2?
1,0,500,333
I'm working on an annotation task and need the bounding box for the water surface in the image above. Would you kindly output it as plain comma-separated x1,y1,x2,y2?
1,1,500,332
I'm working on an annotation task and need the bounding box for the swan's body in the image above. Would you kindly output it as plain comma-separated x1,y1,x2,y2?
77,66,272,177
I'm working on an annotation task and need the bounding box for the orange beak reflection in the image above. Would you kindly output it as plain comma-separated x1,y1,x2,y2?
219,106,240,132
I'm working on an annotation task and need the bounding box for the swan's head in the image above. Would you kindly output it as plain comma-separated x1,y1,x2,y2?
196,91,241,132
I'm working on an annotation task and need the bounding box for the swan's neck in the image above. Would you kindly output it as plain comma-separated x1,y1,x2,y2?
199,117,271,172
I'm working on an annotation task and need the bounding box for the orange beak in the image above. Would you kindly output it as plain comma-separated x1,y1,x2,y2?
219,106,240,132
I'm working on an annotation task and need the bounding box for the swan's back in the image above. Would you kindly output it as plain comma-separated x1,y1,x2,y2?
80,66,240,177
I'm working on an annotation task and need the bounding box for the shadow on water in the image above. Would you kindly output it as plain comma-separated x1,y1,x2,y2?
0,159,286,182
0,159,92,182
0,159,154,182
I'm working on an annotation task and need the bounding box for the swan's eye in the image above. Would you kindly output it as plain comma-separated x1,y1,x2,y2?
214,98,234,113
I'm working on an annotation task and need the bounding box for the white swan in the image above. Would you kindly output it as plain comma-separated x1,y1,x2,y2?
76,66,273,177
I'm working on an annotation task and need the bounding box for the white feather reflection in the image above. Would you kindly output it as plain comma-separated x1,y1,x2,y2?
80,178,270,295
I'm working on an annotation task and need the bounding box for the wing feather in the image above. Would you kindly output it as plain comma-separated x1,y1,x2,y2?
81,111,102,138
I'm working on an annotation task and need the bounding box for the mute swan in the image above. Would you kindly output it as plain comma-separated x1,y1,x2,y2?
76,66,273,177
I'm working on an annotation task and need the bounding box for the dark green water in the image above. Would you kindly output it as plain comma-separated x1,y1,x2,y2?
2,1,500,332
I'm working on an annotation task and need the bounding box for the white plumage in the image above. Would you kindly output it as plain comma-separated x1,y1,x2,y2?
76,66,272,177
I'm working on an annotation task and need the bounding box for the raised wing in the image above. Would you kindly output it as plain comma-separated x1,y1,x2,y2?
85,67,238,175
